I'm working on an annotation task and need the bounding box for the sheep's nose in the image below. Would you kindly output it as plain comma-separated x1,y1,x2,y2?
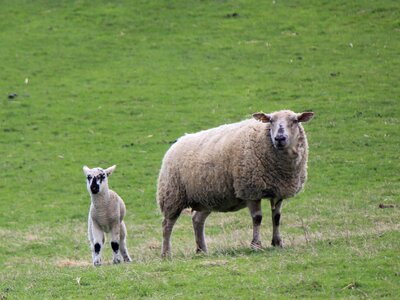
274,135,287,142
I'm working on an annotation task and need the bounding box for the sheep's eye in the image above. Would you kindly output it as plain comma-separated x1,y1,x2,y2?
87,175,92,181
100,174,106,180
293,119,298,124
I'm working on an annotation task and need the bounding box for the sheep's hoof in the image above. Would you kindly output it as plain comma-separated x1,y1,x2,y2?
250,240,263,250
196,247,208,254
271,238,283,248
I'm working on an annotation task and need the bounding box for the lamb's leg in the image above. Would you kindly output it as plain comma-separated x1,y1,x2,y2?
270,198,283,247
247,200,263,249
88,216,95,260
91,221,105,266
192,210,211,253
119,221,132,262
161,212,181,258
111,223,122,264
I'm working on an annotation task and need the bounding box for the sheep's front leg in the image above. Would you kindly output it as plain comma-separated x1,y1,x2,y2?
119,221,132,262
270,198,283,247
192,210,211,253
91,221,105,266
247,200,263,249
111,223,122,264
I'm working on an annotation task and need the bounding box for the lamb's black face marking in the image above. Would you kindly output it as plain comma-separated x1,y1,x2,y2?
94,243,101,254
99,173,106,183
90,177,100,194
87,170,106,194
111,241,119,253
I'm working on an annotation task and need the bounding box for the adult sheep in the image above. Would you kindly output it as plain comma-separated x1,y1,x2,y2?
157,109,314,257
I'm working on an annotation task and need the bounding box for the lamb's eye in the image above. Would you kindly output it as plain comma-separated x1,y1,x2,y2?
100,174,105,180
87,175,92,181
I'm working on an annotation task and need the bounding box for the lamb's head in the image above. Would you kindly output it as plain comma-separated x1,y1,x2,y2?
253,110,314,150
82,165,116,195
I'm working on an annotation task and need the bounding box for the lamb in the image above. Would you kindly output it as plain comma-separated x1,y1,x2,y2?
157,109,314,257
83,165,132,266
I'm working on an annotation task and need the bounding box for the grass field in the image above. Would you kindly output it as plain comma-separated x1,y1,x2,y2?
1,0,399,298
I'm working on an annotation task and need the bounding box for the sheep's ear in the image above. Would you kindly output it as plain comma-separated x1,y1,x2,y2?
105,165,116,177
83,166,90,175
297,112,314,123
253,112,272,123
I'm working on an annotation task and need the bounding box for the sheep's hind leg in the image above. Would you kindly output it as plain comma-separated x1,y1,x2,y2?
247,200,263,250
119,221,132,263
270,198,283,247
161,212,181,258
192,210,211,253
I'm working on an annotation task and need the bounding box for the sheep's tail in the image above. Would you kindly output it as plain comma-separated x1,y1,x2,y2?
157,192,165,212
156,166,187,218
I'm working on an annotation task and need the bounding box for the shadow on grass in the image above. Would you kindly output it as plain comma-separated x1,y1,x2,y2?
188,245,286,259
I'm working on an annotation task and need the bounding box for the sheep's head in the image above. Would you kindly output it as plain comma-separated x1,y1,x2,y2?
253,110,314,150
82,165,116,195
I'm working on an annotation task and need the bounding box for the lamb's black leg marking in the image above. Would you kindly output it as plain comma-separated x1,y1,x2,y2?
111,241,119,253
94,243,101,254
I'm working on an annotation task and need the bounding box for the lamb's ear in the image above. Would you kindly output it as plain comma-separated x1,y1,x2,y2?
297,112,314,123
83,166,90,175
105,165,116,177
252,112,272,123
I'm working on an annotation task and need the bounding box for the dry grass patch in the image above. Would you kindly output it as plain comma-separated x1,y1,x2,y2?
56,259,91,268
200,260,229,267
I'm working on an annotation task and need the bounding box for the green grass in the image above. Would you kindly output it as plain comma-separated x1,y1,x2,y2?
1,0,399,298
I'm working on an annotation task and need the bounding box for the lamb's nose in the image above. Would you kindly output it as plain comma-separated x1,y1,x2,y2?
91,186,99,194
90,180,99,193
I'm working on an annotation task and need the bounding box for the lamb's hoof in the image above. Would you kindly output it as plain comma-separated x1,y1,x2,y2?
93,257,102,267
124,256,132,263
250,240,263,250
271,238,283,248
113,255,122,264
